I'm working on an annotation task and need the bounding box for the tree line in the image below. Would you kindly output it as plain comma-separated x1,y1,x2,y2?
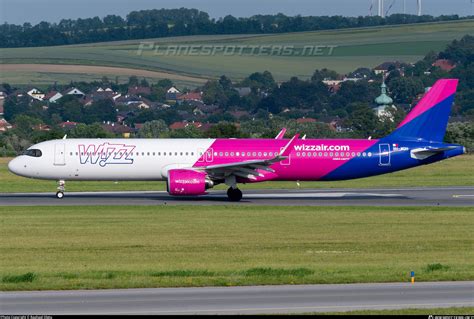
0,8,470,48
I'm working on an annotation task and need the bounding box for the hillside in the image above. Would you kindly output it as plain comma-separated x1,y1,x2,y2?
0,20,473,86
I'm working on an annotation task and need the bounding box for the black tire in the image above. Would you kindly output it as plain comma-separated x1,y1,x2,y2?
227,187,242,202
56,191,64,199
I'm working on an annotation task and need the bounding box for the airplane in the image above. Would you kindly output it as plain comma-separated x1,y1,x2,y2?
8,79,466,201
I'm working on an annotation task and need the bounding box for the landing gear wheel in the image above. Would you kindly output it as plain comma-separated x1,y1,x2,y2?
227,187,242,202
56,180,65,199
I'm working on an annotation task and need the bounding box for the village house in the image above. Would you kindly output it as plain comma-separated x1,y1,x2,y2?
62,87,85,97
432,59,456,72
165,87,180,100
27,88,45,101
43,91,63,103
0,118,13,132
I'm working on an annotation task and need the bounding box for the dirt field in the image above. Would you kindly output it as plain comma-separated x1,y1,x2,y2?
0,64,208,84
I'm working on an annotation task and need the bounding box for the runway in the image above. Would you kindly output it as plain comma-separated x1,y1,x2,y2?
0,186,473,206
1,281,473,315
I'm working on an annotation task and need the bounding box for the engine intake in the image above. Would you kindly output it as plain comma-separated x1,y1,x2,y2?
167,169,213,196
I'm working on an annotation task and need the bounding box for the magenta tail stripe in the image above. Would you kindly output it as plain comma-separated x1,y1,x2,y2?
397,79,458,128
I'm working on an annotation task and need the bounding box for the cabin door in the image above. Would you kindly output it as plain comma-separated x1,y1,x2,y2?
378,143,391,166
54,143,66,166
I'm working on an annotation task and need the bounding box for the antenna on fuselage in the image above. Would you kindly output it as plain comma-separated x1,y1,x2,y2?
62,135,67,139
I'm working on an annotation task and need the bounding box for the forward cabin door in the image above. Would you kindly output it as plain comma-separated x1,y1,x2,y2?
54,143,66,166
378,143,391,166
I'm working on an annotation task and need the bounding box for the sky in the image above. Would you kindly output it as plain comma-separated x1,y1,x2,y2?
1,0,473,25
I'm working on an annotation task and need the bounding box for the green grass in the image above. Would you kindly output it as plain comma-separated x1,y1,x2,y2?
0,205,473,291
0,154,472,193
312,307,474,315
1,19,473,85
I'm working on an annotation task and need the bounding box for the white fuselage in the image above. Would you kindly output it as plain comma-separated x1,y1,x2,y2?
8,139,215,181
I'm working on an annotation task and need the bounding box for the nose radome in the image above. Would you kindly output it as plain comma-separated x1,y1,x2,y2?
8,157,24,176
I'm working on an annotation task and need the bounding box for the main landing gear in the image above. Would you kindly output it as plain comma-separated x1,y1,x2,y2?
56,180,65,199
227,187,243,202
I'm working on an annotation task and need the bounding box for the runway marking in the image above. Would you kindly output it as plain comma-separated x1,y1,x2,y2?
453,195,474,198
245,193,402,199
9,302,471,315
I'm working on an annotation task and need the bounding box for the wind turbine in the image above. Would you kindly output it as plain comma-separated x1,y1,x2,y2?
417,0,422,16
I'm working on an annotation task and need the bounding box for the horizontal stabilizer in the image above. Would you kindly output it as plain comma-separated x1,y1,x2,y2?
410,146,457,160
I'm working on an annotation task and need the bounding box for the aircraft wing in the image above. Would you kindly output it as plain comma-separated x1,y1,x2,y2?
410,146,457,160
197,134,299,180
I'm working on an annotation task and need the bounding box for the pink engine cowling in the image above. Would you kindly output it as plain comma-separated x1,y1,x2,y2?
167,169,212,196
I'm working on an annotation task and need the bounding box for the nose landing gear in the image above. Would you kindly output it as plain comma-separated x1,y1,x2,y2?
56,180,65,199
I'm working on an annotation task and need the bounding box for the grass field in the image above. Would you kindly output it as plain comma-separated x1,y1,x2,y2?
0,154,472,193
0,205,473,291
1,20,473,86
316,307,474,315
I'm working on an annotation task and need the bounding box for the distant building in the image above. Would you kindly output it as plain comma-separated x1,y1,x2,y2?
60,121,79,130
176,92,203,104
373,82,396,120
101,122,135,137
169,121,202,130
296,117,317,124
127,86,151,96
27,88,45,101
0,119,13,132
373,61,406,75
44,91,63,103
33,124,51,131
165,87,180,100
432,59,456,72
63,87,85,97
234,87,251,97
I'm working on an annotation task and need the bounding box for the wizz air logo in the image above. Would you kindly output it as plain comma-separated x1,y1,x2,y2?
294,144,350,152
79,143,135,167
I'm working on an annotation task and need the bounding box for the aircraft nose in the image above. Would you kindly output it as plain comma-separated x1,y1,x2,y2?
8,157,26,176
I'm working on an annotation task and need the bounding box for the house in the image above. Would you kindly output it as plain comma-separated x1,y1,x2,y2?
101,122,135,136
432,59,456,72
176,92,203,105
33,124,51,131
169,121,202,130
43,91,63,103
0,103,3,116
296,117,317,124
63,87,85,97
0,91,7,100
234,87,251,97
0,119,13,132
322,79,343,86
127,86,151,96
165,87,180,100
326,83,341,93
115,95,152,109
373,61,405,75
92,88,121,100
60,121,79,130
27,88,45,101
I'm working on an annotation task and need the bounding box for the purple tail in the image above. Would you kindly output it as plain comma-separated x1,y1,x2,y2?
388,79,458,142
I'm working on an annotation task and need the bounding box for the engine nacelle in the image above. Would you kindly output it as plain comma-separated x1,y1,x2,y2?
167,169,213,196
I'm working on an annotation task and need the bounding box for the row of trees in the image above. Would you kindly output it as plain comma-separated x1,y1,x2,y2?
0,8,469,47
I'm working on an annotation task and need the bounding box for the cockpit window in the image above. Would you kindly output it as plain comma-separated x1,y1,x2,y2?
23,149,42,157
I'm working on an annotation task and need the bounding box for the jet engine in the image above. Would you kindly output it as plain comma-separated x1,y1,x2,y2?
167,169,213,196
